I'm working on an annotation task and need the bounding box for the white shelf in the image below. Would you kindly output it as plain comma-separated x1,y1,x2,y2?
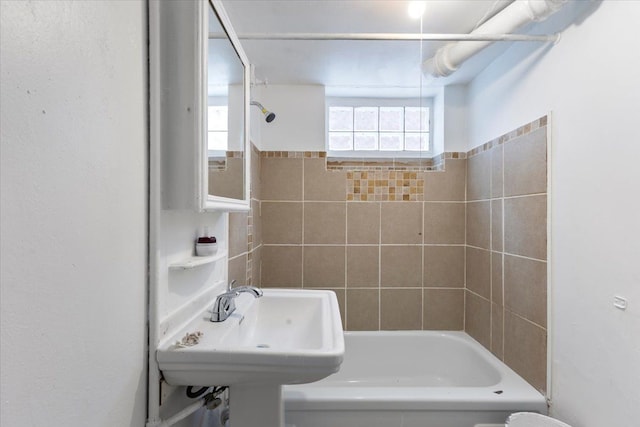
169,250,227,270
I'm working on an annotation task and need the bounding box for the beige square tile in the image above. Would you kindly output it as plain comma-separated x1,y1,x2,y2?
465,290,491,349
422,159,466,201
380,246,422,287
504,195,547,260
229,212,248,257
208,157,244,200
381,202,423,244
303,246,345,287
504,311,547,393
250,145,262,200
261,202,302,244
251,199,262,248
346,289,379,331
491,303,504,360
467,150,491,201
423,289,464,330
467,200,490,249
347,246,379,287
228,254,247,286
504,127,547,197
491,145,503,198
381,289,422,330
304,158,346,201
466,247,491,299
504,255,547,327
423,246,464,287
347,202,380,244
491,252,503,306
423,202,465,244
250,246,261,287
261,246,302,287
304,202,346,244
261,157,302,200
491,199,503,252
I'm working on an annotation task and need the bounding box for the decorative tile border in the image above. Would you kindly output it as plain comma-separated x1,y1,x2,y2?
226,151,244,158
346,170,424,201
327,157,436,172
259,151,467,172
260,151,326,158
467,115,547,157
258,150,468,201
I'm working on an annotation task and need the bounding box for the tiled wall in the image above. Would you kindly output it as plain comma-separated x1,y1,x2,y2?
227,117,548,393
257,152,467,331
209,152,244,200
228,144,262,287
464,116,548,393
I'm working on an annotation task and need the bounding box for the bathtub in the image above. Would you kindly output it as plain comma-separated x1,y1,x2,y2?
283,331,547,427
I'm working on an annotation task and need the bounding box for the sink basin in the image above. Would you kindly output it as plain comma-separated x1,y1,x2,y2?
157,289,344,387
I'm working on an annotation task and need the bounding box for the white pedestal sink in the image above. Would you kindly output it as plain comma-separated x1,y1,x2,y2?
157,289,344,426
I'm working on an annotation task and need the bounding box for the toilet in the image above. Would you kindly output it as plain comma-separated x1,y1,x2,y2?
507,413,573,427
475,412,573,427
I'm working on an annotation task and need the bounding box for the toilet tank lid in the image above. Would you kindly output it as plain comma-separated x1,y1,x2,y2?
507,412,572,427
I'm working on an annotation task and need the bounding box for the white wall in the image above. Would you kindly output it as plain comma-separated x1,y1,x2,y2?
442,85,468,153
254,84,463,153
254,85,326,151
0,2,147,426
467,1,640,425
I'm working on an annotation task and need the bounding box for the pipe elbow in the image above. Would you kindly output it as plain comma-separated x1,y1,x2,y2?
422,45,458,78
525,0,568,22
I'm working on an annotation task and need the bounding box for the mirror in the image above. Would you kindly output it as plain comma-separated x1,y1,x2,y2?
205,0,250,209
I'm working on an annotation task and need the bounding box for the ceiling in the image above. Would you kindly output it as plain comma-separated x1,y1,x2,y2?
219,0,516,96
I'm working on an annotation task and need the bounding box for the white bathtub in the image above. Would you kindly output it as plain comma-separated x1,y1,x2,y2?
283,331,547,427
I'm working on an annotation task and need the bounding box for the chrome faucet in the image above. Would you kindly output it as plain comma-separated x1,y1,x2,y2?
210,280,263,322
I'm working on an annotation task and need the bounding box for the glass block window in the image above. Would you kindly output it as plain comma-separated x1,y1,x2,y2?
207,105,228,151
328,106,430,153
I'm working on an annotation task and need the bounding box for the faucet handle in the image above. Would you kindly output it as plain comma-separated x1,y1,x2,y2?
211,293,237,322
227,279,237,292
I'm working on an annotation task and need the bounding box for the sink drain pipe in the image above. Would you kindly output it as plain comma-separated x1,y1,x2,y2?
422,0,568,77
157,397,210,427
153,387,226,427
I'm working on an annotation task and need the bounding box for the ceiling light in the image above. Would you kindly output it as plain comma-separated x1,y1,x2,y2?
407,1,426,19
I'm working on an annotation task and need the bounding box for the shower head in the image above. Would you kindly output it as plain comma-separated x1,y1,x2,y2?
250,101,276,123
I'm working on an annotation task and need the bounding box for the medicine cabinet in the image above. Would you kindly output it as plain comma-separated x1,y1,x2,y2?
155,0,251,212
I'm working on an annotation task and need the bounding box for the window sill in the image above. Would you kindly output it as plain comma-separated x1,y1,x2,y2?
326,150,434,159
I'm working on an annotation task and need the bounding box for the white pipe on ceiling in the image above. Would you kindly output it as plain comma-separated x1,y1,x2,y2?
225,32,558,42
422,0,568,78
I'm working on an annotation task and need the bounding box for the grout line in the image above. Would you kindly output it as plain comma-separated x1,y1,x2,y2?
501,142,506,360
341,243,453,247
465,243,547,264
463,155,468,332
344,202,349,330
504,307,548,331
503,252,548,264
261,243,464,247
502,192,547,200
489,147,494,350
378,202,382,331
466,192,547,203
465,288,491,303
301,160,305,289
464,244,491,251
421,201,425,330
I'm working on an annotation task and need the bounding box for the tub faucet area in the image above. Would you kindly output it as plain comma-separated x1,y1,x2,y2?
211,281,263,322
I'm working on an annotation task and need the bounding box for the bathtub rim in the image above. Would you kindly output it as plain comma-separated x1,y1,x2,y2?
283,330,548,414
